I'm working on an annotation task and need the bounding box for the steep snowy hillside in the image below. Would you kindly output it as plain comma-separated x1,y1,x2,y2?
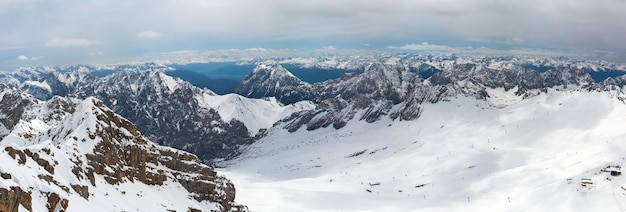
221,90,626,211
0,87,247,211
197,93,314,135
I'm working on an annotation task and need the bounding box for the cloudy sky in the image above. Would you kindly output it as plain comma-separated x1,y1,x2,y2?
1,0,625,68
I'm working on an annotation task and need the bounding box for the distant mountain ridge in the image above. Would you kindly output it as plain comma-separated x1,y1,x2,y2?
234,58,626,132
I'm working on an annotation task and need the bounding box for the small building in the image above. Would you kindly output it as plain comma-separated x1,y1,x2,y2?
605,165,622,176
581,178,593,187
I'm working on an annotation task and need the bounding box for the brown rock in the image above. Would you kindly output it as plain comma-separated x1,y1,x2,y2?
1,172,11,179
0,186,32,212
45,192,68,212
71,184,90,200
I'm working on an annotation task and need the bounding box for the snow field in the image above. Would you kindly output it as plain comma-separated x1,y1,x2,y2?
221,90,626,211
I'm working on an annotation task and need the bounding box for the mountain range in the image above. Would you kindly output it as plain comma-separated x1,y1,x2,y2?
3,56,626,164
3,54,626,211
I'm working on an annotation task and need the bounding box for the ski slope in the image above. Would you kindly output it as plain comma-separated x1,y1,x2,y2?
221,90,626,211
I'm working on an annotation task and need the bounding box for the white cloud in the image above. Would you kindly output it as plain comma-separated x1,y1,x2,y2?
16,55,44,61
16,55,28,61
44,39,99,47
323,45,336,50
387,42,453,51
138,30,162,38
244,48,268,52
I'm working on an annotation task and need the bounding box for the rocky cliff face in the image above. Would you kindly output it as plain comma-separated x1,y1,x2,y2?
0,86,247,211
280,63,455,132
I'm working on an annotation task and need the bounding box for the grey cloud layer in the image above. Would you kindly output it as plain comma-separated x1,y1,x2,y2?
0,0,624,66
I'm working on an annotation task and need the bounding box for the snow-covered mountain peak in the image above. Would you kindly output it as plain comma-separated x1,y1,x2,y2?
137,70,191,94
235,64,316,105
197,92,315,136
0,89,248,211
253,64,297,79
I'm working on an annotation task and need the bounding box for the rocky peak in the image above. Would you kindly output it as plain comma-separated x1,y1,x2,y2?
243,64,299,85
316,62,421,104
0,89,248,211
0,84,39,136
281,63,451,132
235,64,316,105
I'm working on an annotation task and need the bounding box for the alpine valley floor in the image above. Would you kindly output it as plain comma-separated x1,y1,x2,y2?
220,90,626,211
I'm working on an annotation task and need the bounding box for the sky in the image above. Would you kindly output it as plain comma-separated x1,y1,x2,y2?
1,0,625,68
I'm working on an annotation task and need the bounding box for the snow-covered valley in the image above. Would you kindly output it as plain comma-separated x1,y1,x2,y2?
220,90,626,211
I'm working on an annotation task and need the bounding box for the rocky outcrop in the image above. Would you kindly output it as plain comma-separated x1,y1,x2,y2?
0,89,248,211
0,187,32,212
0,85,37,134
45,192,69,212
280,63,454,132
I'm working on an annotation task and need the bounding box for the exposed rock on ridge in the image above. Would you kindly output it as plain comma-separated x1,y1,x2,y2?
0,87,247,211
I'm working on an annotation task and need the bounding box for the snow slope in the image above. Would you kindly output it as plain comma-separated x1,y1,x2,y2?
197,93,315,135
221,90,626,211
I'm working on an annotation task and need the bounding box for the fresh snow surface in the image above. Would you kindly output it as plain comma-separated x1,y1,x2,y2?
159,71,182,92
198,93,315,135
485,86,525,108
23,80,52,92
221,90,626,211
